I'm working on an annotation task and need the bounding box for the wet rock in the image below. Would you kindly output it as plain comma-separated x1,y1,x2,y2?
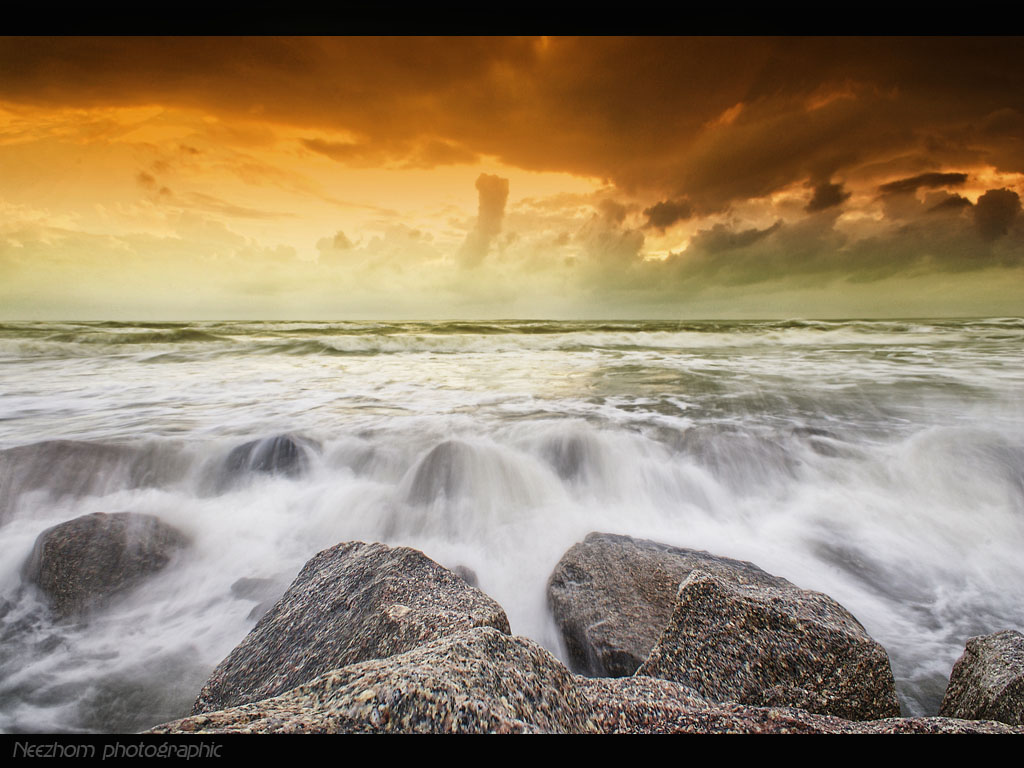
547,532,786,677
192,541,511,714
452,566,479,589
0,441,189,524
22,512,189,619
150,628,1020,734
404,440,475,503
538,430,602,481
637,568,900,720
223,435,313,479
229,577,279,601
673,425,799,493
939,630,1024,726
229,576,291,622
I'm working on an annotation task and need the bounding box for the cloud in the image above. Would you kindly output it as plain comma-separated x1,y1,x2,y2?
643,199,692,230
301,137,385,167
878,172,969,195
805,182,851,213
598,199,628,225
4,38,1023,212
457,173,509,268
316,230,355,260
974,188,1021,241
302,135,477,170
689,221,782,254
928,193,973,213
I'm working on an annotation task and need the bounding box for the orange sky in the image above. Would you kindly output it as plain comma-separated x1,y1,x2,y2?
1,36,1022,319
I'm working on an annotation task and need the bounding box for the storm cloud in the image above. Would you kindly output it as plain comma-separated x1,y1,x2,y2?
643,199,693,231
805,182,851,213
879,172,969,196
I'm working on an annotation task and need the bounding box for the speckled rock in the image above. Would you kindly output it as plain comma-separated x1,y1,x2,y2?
452,565,479,589
547,532,795,677
579,675,1018,733
637,568,900,720
158,627,593,734
192,541,511,715
21,512,189,619
150,628,1020,734
939,630,1024,725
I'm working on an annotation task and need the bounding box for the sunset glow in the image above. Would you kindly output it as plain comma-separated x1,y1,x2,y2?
1,36,1021,319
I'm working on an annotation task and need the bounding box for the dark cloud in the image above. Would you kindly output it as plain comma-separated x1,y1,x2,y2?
3,38,1023,209
974,188,1021,241
878,172,969,195
458,173,509,268
689,221,782,254
643,199,692,230
805,182,851,213
928,194,973,213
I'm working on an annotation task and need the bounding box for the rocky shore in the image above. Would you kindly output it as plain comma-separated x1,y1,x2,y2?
14,511,1023,733
125,532,1019,734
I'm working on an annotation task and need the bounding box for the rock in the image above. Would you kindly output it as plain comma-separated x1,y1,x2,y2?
22,512,189,619
673,425,798,493
150,628,1021,734
229,576,291,622
452,565,479,589
192,541,511,714
229,577,280,601
636,568,900,720
547,532,788,677
223,435,312,479
159,628,591,734
0,440,190,524
939,630,1024,725
579,674,1017,733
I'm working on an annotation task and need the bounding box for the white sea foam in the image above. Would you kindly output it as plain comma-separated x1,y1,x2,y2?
0,319,1022,731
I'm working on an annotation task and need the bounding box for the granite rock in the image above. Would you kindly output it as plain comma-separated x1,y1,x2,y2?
939,630,1024,725
637,568,900,720
192,540,510,714
151,628,1019,734
547,532,796,677
161,627,591,734
22,512,189,619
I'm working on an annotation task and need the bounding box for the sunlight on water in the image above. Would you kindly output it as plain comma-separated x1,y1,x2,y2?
1,319,1023,731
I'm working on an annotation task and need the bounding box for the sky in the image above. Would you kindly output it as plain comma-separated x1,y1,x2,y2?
1,36,1022,320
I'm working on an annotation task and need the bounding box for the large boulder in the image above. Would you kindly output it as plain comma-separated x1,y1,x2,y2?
161,628,590,734
636,568,900,720
22,512,189,619
547,532,790,677
192,541,511,714
150,627,1019,734
939,630,1024,725
578,675,1016,734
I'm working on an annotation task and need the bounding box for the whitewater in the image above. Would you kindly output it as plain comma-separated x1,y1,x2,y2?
0,318,1022,733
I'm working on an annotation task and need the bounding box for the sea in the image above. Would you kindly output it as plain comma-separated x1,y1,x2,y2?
0,318,1022,732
